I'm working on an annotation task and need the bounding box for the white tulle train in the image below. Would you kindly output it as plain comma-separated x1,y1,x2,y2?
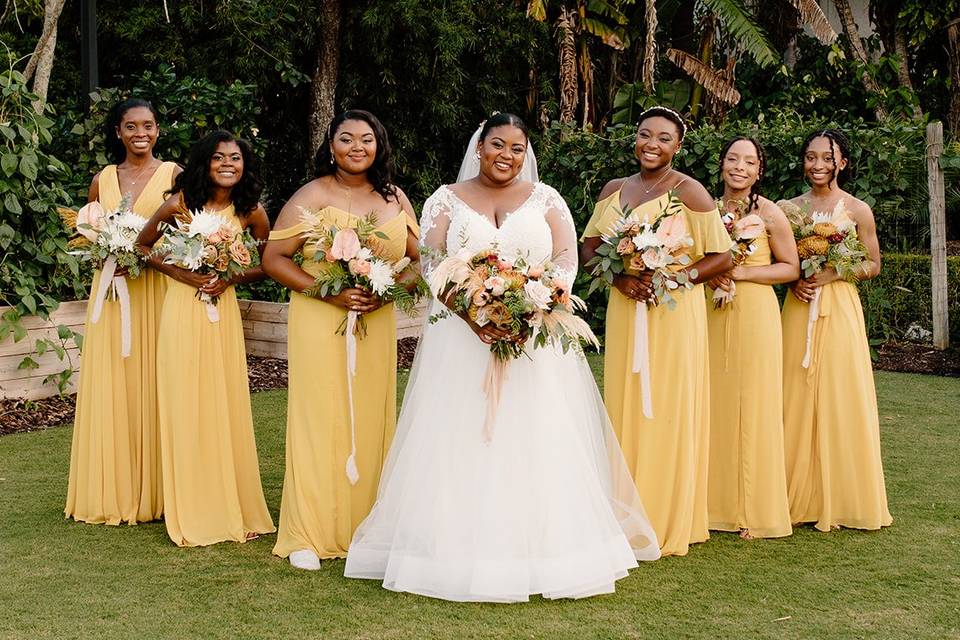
344,301,660,602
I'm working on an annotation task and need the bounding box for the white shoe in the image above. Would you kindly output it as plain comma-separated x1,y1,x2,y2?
289,549,321,570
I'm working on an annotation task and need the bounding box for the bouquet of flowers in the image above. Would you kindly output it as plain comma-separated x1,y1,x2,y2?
298,208,427,484
781,199,868,367
59,195,145,357
711,199,766,309
429,247,598,440
158,208,260,323
584,192,696,419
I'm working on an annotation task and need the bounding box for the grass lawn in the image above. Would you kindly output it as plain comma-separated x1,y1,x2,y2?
1,365,958,639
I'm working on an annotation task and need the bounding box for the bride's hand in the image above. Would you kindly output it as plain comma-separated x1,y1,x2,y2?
469,320,514,345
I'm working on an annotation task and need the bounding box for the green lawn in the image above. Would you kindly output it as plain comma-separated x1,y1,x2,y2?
1,368,958,639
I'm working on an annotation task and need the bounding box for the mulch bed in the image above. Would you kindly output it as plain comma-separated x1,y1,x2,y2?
2,338,955,437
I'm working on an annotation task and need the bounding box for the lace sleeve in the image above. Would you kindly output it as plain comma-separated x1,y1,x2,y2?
418,187,453,278
542,185,578,288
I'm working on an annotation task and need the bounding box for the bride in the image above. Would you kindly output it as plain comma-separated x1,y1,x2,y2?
344,113,660,602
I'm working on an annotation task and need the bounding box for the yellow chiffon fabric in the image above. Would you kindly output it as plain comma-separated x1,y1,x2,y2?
705,230,792,538
270,207,417,560
66,162,176,525
156,204,275,546
781,211,891,531
582,189,732,556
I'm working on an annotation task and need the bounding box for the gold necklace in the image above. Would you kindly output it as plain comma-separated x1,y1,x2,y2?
122,160,157,187
639,169,672,194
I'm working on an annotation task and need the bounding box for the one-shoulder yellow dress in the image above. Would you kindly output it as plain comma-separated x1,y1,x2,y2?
781,209,891,531
582,190,731,556
270,207,418,560
66,162,176,525
156,204,275,546
706,227,792,538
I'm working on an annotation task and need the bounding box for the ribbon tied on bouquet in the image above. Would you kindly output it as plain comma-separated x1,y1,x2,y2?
90,255,133,358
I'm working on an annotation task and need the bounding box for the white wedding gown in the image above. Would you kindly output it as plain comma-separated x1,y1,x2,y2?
344,182,660,602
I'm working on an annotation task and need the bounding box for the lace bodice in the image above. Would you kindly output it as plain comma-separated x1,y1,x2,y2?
419,182,578,286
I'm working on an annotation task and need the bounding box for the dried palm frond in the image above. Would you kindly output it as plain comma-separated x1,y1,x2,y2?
666,48,741,105
557,8,578,124
642,0,658,92
787,0,837,44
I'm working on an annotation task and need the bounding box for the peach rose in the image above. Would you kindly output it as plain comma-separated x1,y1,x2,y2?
641,247,670,270
655,214,689,251
229,237,251,267
616,237,635,255
329,228,361,261
214,250,231,272
348,258,371,276
201,244,219,266
75,201,106,242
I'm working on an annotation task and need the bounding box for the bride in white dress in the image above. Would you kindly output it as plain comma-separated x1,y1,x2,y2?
344,113,660,602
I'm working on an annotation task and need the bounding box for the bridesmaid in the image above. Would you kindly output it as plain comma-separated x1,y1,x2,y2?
705,137,798,540
136,130,275,546
780,129,892,531
580,106,733,556
262,110,419,570
66,98,180,525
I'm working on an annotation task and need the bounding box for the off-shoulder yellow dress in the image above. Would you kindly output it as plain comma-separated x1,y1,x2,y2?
270,207,418,560
66,162,176,525
582,190,731,556
706,228,792,538
781,209,891,531
156,204,275,546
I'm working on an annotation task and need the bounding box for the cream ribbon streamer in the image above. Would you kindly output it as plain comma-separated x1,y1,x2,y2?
481,353,509,443
632,301,654,419
90,256,132,358
801,288,822,369
198,292,220,323
344,310,360,485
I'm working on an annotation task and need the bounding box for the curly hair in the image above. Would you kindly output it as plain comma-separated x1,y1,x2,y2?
801,128,851,186
167,130,263,217
104,98,159,164
637,106,687,141
314,110,397,202
718,136,766,214
479,112,529,141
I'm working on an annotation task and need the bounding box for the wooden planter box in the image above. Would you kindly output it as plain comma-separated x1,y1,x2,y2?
0,299,426,400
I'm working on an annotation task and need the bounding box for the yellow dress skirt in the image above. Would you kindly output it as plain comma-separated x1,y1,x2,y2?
270,207,417,560
782,278,892,531
66,162,176,525
582,189,732,556
705,232,792,538
155,206,275,546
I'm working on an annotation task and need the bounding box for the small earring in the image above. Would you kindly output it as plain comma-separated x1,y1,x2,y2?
475,152,481,160
330,156,335,166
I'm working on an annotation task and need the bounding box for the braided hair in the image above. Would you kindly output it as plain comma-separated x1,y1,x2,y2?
801,128,851,186
104,98,158,164
637,106,687,141
718,136,766,214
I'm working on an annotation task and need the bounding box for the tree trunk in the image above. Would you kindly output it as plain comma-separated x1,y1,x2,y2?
893,26,922,118
578,36,593,129
308,0,341,171
24,0,66,113
832,0,887,120
641,0,658,92
948,19,960,135
557,9,578,124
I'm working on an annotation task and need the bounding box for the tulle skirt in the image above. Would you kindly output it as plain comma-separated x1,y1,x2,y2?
344,302,660,602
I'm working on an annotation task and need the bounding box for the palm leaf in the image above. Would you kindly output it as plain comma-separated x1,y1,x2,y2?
526,0,547,22
700,0,778,67
786,0,837,44
665,48,741,105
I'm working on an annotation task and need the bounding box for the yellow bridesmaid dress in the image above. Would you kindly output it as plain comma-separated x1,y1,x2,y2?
270,207,418,560
582,189,731,557
66,162,176,525
156,203,275,546
705,227,792,538
781,208,892,531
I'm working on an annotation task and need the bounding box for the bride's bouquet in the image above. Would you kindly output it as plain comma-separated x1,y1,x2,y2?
158,209,260,323
59,196,145,357
429,247,598,440
780,199,868,367
298,208,426,484
711,199,766,309
583,192,696,419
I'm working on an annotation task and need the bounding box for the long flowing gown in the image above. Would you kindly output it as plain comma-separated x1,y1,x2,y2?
705,226,792,538
269,208,417,560
581,189,732,557
344,183,660,602
65,162,176,525
781,207,892,531
156,203,275,546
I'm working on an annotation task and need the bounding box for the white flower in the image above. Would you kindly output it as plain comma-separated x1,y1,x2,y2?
484,275,507,297
356,247,374,261
632,229,660,251
185,210,230,238
367,259,395,296
523,279,552,310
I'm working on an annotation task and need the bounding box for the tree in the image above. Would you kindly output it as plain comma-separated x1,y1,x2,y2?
308,0,341,169
833,0,887,120
21,0,66,113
